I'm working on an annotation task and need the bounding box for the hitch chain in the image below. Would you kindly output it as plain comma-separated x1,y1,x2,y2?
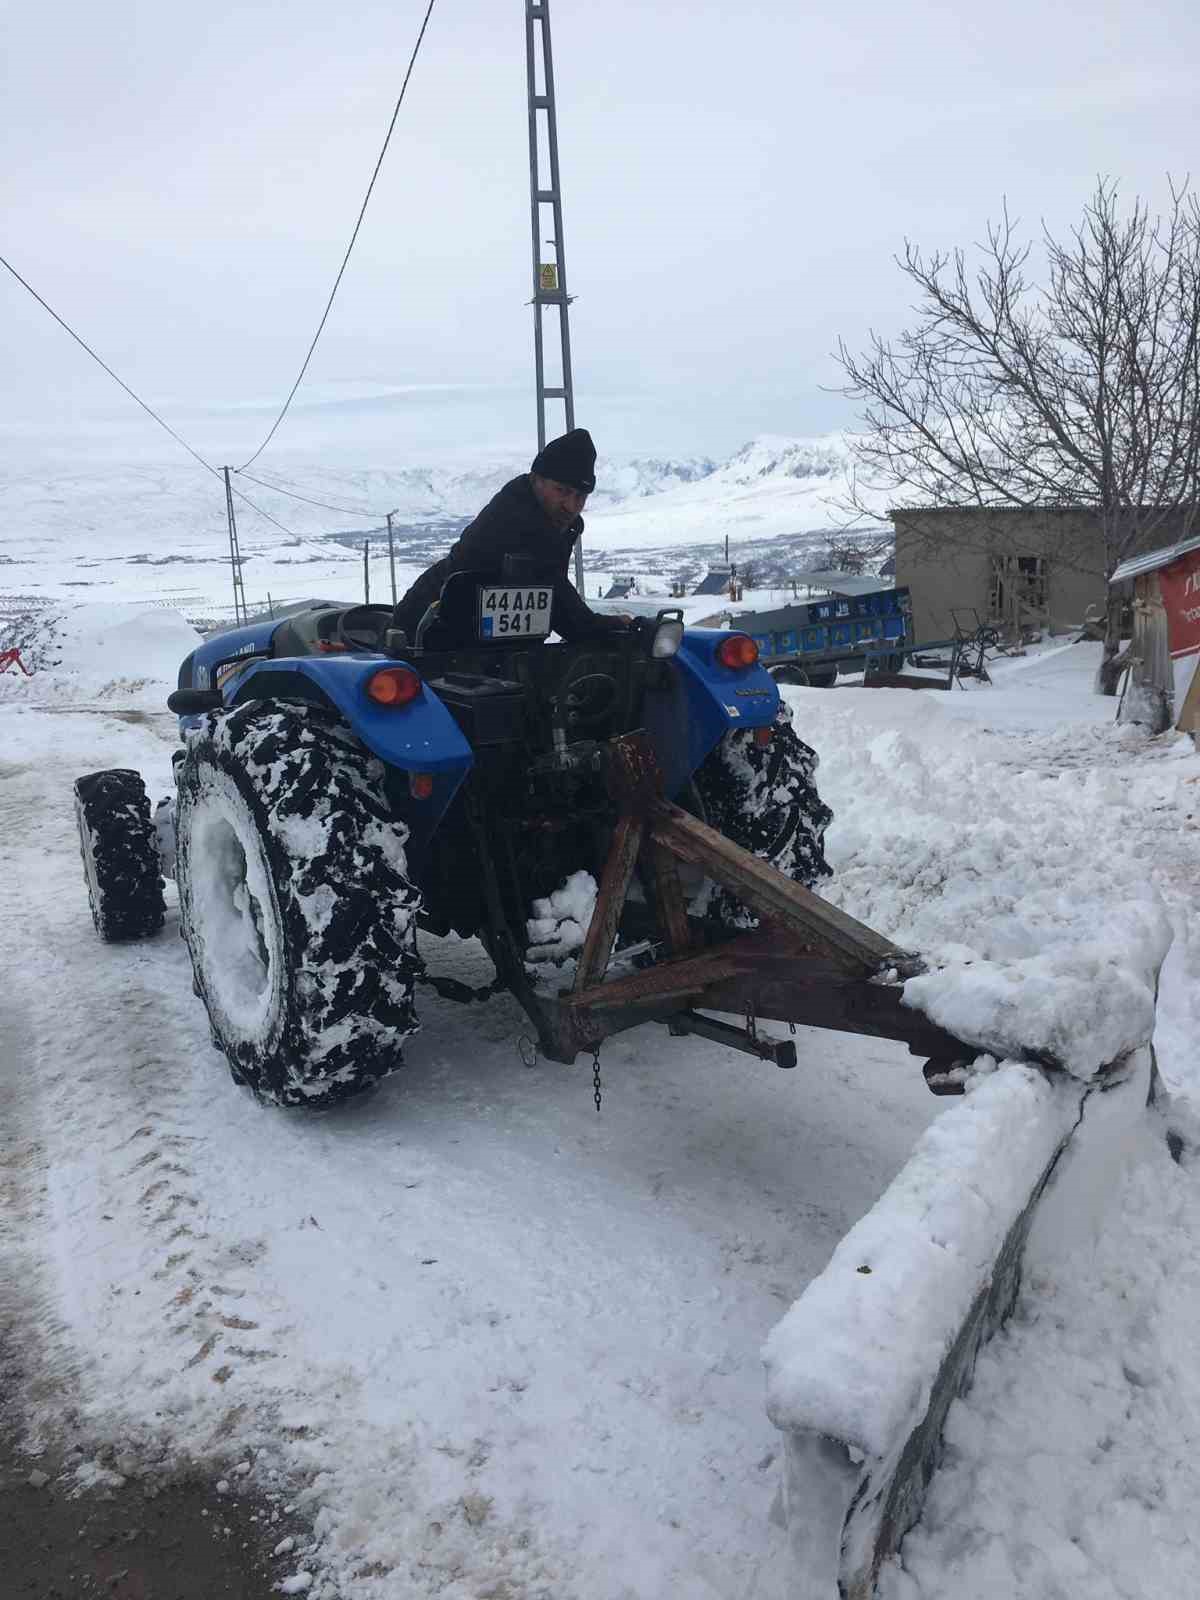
591,1046,603,1114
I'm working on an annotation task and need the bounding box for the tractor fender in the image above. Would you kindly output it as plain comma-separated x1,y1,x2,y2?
642,629,780,798
178,617,281,693
220,656,474,845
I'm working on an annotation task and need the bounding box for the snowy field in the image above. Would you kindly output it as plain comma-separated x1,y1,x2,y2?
2,616,1199,1599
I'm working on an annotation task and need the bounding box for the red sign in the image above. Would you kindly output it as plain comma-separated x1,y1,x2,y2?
0,648,31,677
1160,548,1200,660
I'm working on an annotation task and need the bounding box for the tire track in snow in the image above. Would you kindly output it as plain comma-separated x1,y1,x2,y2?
0,726,289,1446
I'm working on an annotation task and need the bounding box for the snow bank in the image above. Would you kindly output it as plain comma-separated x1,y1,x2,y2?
0,601,199,706
786,685,1174,1079
764,1051,1151,1599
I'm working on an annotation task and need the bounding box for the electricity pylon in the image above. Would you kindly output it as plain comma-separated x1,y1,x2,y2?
525,0,584,592
223,467,248,625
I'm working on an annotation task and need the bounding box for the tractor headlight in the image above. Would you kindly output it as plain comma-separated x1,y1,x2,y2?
651,619,684,658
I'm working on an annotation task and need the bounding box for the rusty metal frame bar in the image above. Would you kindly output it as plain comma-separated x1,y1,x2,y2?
521,733,979,1074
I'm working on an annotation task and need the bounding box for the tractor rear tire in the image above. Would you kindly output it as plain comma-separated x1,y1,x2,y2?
74,769,166,942
175,704,422,1108
692,703,832,931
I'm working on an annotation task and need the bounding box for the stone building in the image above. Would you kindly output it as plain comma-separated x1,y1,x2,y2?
891,506,1196,643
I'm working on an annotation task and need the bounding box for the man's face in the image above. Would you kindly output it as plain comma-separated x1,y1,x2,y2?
531,474,588,531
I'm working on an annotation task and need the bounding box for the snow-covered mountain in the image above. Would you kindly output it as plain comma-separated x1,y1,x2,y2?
584,433,883,556
224,451,720,523
700,434,851,487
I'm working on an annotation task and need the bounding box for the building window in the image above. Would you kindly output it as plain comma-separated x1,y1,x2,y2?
990,555,1049,630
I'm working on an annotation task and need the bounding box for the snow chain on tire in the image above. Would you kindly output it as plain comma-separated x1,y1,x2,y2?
176,703,422,1108
692,702,833,932
74,768,166,942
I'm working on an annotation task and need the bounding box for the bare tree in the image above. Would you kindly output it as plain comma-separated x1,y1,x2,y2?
822,534,894,575
838,180,1200,692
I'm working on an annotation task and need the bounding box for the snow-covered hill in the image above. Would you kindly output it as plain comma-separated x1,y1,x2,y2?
585,434,886,571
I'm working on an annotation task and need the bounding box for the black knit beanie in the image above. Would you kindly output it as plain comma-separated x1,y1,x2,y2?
530,428,597,494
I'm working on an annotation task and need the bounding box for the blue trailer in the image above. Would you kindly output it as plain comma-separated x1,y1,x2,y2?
732,584,911,686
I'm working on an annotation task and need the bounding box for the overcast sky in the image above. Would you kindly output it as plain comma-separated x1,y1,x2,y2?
3,0,1197,469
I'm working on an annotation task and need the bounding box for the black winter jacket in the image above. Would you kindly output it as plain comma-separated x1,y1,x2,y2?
393,474,619,642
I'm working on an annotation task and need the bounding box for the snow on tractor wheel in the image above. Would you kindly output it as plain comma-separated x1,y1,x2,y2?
74,768,166,942
175,703,422,1109
692,703,832,931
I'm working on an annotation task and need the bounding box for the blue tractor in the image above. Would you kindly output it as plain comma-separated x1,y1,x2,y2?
74,570,971,1109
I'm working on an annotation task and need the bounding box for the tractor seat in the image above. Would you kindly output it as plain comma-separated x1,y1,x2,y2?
270,604,342,658
271,603,394,658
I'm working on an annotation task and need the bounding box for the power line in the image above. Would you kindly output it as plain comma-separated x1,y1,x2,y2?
236,0,439,471
234,468,385,520
0,248,376,550
1,251,218,478
226,482,304,539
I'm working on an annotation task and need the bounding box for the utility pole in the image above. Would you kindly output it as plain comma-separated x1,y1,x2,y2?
363,539,371,603
386,510,398,606
525,0,584,593
222,467,248,625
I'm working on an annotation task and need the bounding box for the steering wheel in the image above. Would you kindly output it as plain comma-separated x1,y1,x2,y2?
337,604,396,652
560,670,621,729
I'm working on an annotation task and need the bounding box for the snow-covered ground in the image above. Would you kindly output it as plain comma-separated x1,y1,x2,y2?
2,614,1198,1600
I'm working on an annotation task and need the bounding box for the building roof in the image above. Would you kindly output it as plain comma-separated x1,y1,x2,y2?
791,571,895,597
691,566,734,596
889,504,1101,518
1111,531,1200,584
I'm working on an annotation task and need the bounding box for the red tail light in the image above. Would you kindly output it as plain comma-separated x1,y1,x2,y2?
366,667,422,707
716,634,759,670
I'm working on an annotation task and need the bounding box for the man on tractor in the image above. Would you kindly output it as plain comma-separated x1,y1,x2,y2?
393,427,629,642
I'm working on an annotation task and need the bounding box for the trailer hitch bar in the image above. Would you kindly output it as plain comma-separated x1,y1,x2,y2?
667,1010,797,1069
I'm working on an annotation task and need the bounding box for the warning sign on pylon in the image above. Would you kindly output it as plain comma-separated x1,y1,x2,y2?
539,264,558,292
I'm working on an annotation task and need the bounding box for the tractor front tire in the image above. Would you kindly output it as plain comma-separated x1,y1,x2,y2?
175,704,422,1108
692,704,833,931
74,769,166,941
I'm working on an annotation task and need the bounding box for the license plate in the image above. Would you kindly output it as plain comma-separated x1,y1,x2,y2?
478,586,553,639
